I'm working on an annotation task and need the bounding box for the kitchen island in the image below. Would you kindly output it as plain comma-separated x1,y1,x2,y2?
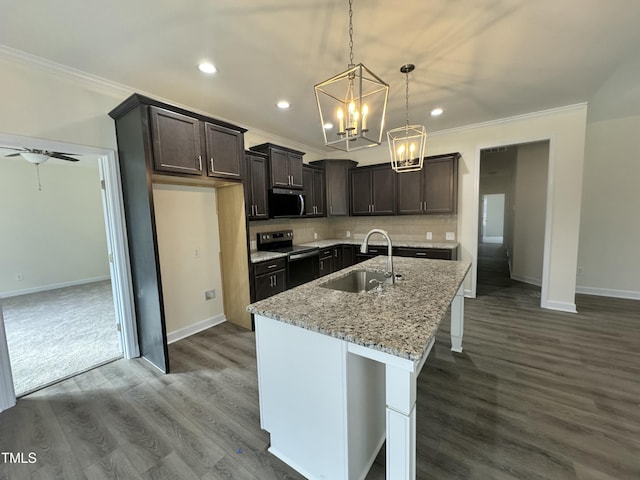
247,256,471,480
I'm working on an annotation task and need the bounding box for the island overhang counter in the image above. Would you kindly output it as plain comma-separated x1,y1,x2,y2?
247,256,471,480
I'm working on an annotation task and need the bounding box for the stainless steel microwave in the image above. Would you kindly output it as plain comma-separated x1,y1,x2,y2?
268,188,306,218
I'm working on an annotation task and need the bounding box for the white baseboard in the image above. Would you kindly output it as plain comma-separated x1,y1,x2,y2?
576,285,640,301
510,273,542,287
542,299,577,313
166,314,226,344
0,275,111,299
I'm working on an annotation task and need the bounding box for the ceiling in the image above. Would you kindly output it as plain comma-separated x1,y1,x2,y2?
2,0,640,152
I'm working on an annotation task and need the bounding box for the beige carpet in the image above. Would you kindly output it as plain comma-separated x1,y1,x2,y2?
1,280,122,396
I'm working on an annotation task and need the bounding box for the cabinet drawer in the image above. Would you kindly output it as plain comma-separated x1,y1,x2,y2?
319,248,333,259
393,247,453,260
254,257,287,276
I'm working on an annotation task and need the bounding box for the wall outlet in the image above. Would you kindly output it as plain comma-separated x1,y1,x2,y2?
15,273,23,281
314,232,318,239
577,267,584,275
446,232,455,241
346,230,351,237
250,240,257,251
426,232,433,240
205,289,216,300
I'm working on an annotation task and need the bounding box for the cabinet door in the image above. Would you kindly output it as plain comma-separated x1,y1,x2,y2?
149,106,202,175
247,153,269,219
319,255,333,277
255,270,286,301
288,152,304,189
325,162,350,216
424,156,458,214
302,167,315,215
350,169,372,215
341,245,356,269
397,170,423,214
270,148,291,187
332,246,342,272
312,168,325,216
204,122,243,179
371,166,396,215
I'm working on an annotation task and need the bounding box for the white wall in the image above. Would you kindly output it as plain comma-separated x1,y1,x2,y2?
0,158,110,296
577,116,640,298
152,184,225,336
511,142,549,286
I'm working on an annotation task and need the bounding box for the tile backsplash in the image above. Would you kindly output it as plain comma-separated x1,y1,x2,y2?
248,215,457,249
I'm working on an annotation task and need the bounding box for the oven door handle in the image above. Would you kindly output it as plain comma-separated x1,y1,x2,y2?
289,250,319,261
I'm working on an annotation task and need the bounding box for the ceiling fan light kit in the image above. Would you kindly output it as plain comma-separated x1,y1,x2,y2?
387,63,427,173
2,147,79,190
314,0,389,152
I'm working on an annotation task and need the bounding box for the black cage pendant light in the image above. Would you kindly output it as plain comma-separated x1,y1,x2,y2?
314,0,389,152
387,64,427,173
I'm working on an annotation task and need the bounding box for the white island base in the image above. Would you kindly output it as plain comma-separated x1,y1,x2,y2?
255,284,465,480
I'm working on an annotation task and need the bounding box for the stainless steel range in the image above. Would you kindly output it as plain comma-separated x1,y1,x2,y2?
257,230,319,289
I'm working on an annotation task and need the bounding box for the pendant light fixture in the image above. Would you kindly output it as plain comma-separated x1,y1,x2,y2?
387,64,427,173
314,0,389,152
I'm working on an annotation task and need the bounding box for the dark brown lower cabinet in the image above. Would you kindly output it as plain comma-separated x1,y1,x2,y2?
319,248,333,277
253,258,287,301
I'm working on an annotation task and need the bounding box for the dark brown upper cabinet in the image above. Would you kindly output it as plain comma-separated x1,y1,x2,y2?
310,159,358,216
350,164,396,216
150,107,202,175
148,104,245,181
204,122,244,179
397,153,460,215
303,165,326,217
245,151,269,220
250,143,304,189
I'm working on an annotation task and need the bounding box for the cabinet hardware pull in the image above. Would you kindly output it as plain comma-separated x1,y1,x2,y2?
269,275,273,287
253,205,257,216
330,205,333,214
198,155,202,171
210,158,214,172
416,252,427,256
273,275,277,287
267,264,278,269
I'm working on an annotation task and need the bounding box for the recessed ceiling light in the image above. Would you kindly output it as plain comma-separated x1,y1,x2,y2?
276,100,291,109
430,108,443,117
324,123,333,130
198,62,217,74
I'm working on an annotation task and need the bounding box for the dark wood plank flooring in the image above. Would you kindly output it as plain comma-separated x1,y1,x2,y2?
1,248,639,479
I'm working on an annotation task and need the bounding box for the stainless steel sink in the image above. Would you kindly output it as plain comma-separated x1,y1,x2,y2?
320,269,392,293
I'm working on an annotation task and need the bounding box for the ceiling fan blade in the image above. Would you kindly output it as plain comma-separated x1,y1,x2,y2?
49,153,79,162
4,152,21,157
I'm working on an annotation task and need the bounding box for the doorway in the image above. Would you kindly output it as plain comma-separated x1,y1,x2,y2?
481,193,505,244
0,134,137,410
476,142,549,297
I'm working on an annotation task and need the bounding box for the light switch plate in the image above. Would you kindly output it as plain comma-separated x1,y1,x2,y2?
426,232,433,240
446,232,455,241
346,230,351,237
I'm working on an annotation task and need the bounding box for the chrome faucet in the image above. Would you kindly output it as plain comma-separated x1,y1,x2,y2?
361,229,394,283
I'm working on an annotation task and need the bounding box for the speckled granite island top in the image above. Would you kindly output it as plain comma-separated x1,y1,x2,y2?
247,256,470,361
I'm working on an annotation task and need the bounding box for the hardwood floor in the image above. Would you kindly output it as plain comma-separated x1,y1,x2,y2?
1,249,639,479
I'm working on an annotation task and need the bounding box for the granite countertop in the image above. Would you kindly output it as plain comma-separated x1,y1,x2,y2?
247,256,471,361
250,251,288,263
250,238,459,263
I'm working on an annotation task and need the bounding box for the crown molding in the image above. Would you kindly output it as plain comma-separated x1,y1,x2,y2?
0,44,133,97
429,103,589,137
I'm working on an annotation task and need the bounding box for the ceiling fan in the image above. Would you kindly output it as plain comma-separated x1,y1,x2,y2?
2,147,79,190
